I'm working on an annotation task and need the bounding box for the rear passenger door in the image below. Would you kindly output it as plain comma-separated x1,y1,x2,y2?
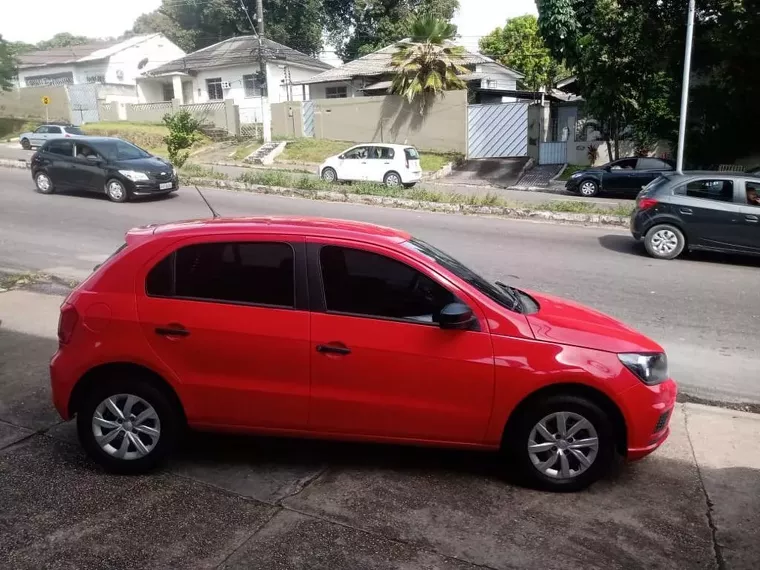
735,179,760,253
135,236,312,430
366,146,395,183
42,139,76,188
673,178,745,250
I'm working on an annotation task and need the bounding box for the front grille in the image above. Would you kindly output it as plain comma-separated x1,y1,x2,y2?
654,410,671,433
152,171,172,182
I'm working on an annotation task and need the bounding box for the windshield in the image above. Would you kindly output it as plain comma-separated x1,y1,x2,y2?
403,238,519,311
95,139,151,161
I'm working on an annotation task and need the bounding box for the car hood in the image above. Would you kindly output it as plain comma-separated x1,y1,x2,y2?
523,290,663,353
112,157,172,174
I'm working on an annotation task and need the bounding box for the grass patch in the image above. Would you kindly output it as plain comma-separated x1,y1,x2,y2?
0,118,38,141
226,170,630,216
180,163,228,180
81,121,209,157
419,152,463,172
232,142,260,161
557,164,587,181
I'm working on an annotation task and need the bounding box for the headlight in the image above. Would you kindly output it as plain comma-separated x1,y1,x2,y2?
619,353,668,385
571,171,583,178
118,170,149,182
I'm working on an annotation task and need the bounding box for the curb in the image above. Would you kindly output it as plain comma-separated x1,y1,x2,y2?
184,177,629,228
0,158,30,170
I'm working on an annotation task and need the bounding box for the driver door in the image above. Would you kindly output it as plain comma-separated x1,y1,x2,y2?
30,126,51,147
306,240,495,443
602,158,638,192
338,146,370,181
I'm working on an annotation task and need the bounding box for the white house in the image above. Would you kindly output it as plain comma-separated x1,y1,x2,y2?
294,41,523,103
137,36,333,123
16,34,186,102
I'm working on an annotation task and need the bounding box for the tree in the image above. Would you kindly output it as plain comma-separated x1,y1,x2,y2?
479,15,566,92
389,16,469,113
163,110,202,167
35,33,94,50
131,0,325,55
326,0,459,62
0,35,16,91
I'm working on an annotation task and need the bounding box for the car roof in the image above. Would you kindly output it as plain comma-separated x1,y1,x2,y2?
145,216,411,243
43,136,122,144
348,143,416,149
661,171,760,181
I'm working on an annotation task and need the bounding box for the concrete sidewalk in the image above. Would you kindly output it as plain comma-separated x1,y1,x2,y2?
1,289,758,569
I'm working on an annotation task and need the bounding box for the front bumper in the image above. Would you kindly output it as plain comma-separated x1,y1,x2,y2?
620,377,678,461
128,178,179,196
565,178,581,192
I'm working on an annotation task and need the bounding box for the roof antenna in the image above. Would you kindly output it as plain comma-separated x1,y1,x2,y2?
194,185,221,219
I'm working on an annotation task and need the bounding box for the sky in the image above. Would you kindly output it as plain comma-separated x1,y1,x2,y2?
0,0,538,50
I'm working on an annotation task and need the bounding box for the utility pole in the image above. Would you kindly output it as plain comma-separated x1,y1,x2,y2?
676,0,696,174
240,0,271,142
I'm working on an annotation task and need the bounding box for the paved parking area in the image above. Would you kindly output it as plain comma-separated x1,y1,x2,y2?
1,290,758,569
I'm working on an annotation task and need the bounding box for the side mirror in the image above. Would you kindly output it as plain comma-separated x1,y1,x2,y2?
338,154,345,160
86,155,102,163
438,303,476,330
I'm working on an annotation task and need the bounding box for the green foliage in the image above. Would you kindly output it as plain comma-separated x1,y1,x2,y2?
132,0,325,55
390,16,469,111
0,35,16,92
179,163,228,180
162,111,202,167
479,15,567,91
327,0,459,62
35,33,93,51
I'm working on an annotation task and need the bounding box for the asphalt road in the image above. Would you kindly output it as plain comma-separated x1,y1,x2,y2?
0,166,758,404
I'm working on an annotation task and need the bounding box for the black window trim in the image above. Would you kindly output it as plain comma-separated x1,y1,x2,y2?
306,242,480,331
144,240,308,311
673,177,737,204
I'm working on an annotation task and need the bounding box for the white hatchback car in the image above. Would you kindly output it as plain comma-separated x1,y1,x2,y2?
320,144,422,187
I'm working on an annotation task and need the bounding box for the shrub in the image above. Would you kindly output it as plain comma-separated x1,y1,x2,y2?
163,111,201,167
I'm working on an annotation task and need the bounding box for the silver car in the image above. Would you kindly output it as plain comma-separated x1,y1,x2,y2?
19,124,84,150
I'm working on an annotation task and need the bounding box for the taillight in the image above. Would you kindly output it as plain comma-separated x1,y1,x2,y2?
638,197,658,210
64,134,71,137
58,303,79,344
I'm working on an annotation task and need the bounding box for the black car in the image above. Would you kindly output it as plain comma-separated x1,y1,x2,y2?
31,137,178,203
630,172,760,260
566,157,675,198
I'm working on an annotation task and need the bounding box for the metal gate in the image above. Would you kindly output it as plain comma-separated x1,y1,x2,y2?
538,142,567,165
302,100,315,137
66,84,100,125
467,103,528,158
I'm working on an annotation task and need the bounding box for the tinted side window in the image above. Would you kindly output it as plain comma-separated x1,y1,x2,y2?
45,140,74,156
637,158,671,170
47,126,62,134
675,179,734,202
610,158,637,170
343,147,369,159
320,246,457,323
64,126,83,135
373,147,394,159
147,242,295,307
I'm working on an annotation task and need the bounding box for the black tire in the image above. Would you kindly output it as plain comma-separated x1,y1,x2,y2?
21,138,31,150
383,171,402,187
503,394,616,492
644,223,686,260
76,375,182,474
403,182,417,188
34,171,55,194
105,178,129,203
321,167,337,183
578,179,599,197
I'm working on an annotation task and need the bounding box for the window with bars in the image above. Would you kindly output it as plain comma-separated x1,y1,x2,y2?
325,86,348,99
206,77,223,100
243,74,263,98
162,83,175,101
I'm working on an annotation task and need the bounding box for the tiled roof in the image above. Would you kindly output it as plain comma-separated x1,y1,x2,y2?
146,36,332,75
18,35,161,69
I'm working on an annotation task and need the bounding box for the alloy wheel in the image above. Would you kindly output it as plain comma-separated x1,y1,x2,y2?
650,229,678,256
36,174,51,192
108,181,125,201
527,411,599,480
579,181,597,196
92,394,161,460
322,168,336,182
385,173,401,187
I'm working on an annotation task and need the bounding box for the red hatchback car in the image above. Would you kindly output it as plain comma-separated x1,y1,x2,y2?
51,217,677,491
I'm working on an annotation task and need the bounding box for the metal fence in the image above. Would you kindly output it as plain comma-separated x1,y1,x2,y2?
240,123,263,140
538,142,568,165
302,100,315,137
180,101,226,129
125,101,173,123
66,84,100,125
467,102,529,158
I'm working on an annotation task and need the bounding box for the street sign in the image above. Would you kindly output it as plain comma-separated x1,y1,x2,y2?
41,96,51,105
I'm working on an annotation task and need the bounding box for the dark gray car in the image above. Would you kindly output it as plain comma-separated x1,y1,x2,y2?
630,172,760,259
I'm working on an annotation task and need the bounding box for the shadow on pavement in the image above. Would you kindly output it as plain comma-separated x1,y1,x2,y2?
598,234,646,257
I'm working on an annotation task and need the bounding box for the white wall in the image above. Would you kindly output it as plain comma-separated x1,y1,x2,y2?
476,63,518,91
308,80,362,100
104,35,186,86
136,80,166,103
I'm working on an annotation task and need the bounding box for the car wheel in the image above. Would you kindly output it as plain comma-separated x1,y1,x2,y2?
76,376,182,474
21,138,31,150
403,182,417,189
384,171,402,187
34,172,54,194
504,394,615,492
644,224,685,260
106,179,128,203
321,167,337,183
578,179,599,197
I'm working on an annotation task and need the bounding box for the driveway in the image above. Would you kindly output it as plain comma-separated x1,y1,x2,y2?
1,286,759,569
440,157,530,187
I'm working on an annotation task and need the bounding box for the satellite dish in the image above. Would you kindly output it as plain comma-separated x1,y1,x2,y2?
116,69,124,80
137,57,149,70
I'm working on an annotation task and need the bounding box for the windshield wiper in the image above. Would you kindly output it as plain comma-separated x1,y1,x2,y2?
495,281,524,313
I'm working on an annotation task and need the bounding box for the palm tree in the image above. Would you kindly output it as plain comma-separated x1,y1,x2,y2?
390,16,470,112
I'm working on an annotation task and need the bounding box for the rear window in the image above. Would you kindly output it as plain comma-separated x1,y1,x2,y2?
64,126,83,135
404,148,420,160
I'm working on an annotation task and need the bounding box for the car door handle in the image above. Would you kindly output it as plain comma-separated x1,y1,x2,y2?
746,215,759,223
155,324,190,337
679,208,693,215
316,344,351,355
